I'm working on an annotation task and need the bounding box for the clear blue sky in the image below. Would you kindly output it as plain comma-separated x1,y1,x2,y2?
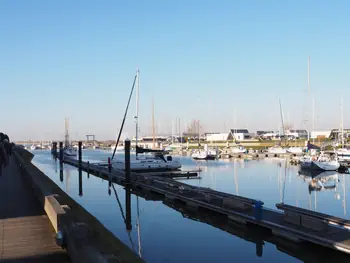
1,0,349,141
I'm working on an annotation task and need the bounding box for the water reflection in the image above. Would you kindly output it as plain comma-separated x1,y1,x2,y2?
31,150,350,263
79,168,83,196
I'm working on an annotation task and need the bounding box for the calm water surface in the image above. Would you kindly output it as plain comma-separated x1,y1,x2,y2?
31,150,350,263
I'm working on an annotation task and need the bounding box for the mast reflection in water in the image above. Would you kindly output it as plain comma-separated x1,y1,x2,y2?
32,150,350,263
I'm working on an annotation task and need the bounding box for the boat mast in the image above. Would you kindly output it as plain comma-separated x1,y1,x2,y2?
64,117,69,148
307,56,310,142
135,68,140,157
312,96,315,144
341,96,344,148
278,97,286,145
152,97,155,149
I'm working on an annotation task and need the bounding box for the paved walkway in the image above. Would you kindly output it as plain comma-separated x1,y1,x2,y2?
0,156,70,262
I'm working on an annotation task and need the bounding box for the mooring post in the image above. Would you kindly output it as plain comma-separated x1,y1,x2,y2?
124,139,131,185
108,157,111,173
78,168,83,196
78,141,82,168
87,161,90,178
59,142,63,163
60,167,63,182
256,240,263,257
254,200,263,221
52,142,58,157
125,186,132,231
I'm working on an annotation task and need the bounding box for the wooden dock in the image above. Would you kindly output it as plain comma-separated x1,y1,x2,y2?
58,151,350,256
0,156,70,262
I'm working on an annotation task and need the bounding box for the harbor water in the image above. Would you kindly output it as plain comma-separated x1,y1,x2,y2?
31,150,349,263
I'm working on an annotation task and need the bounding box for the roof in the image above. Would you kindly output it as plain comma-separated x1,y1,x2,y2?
230,129,249,134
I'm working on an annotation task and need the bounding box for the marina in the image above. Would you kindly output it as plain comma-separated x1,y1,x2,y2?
47,142,350,257
29,148,350,263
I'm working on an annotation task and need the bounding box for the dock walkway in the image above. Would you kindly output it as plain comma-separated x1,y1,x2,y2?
0,156,70,262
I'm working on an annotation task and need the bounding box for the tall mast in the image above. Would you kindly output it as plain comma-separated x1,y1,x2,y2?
307,56,310,141
135,68,140,154
279,97,286,145
152,97,155,149
341,96,344,147
64,117,69,148
312,96,315,144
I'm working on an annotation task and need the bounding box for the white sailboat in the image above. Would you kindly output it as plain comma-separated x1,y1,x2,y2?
287,147,303,154
231,145,246,154
112,69,181,172
336,97,350,161
192,145,218,160
300,152,340,171
268,98,287,155
63,118,77,157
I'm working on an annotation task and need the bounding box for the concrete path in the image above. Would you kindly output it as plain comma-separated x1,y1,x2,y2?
0,156,70,262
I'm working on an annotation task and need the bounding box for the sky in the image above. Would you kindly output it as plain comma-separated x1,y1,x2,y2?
1,0,350,141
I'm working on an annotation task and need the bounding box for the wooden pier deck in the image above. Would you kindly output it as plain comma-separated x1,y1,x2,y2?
0,156,69,262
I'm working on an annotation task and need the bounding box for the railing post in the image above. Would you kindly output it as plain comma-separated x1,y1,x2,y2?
124,139,131,185
78,141,82,168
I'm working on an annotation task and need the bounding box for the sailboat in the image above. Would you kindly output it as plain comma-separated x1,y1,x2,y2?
268,98,287,154
63,118,77,157
192,144,218,160
112,69,181,172
300,151,340,171
336,97,350,161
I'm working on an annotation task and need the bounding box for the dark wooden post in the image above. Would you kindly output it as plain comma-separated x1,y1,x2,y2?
78,141,82,168
87,161,90,178
108,157,111,173
59,142,63,163
60,167,63,182
52,142,58,157
124,139,131,185
125,187,132,231
78,168,83,196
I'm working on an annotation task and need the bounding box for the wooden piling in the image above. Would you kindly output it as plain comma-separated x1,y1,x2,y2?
125,187,132,231
79,168,83,196
124,139,131,186
59,142,63,162
78,141,82,168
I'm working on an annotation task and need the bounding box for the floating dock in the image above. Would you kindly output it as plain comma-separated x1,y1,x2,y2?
57,151,350,256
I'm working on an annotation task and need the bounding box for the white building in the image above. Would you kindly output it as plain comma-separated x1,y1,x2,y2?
230,129,250,141
206,133,231,141
310,130,331,139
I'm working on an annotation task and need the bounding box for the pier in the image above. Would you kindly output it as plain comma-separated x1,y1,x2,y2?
0,154,69,261
3,146,144,263
2,142,350,261
54,141,350,257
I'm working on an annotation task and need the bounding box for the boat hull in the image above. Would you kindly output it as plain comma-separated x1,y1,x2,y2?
193,155,216,161
112,159,182,172
300,161,340,171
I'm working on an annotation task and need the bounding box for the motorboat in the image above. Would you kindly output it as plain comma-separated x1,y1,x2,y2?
231,145,246,154
336,148,350,161
299,152,340,171
287,147,303,154
63,147,77,157
268,146,287,154
192,145,218,160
